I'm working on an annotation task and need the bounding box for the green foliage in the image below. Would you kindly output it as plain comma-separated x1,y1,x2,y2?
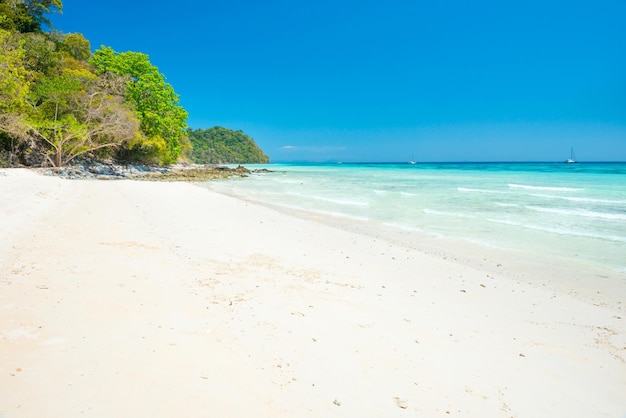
21,32,61,76
116,134,170,165
1,14,148,167
187,127,270,164
90,47,188,164
88,45,115,73
0,1,41,33
23,69,141,166
1,3,271,168
0,29,31,112
0,46,142,167
57,32,91,61
30,71,81,116
0,0,62,33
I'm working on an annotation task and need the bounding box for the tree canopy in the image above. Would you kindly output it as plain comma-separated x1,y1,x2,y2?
0,0,62,33
0,1,270,167
0,31,141,167
90,46,189,165
187,127,269,164
0,22,145,167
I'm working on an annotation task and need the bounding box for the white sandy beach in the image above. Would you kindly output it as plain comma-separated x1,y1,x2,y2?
1,168,625,418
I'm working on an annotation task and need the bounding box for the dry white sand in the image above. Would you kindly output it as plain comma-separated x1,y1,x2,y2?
1,168,625,418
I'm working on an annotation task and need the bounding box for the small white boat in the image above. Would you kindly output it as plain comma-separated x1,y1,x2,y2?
409,154,416,164
565,147,576,163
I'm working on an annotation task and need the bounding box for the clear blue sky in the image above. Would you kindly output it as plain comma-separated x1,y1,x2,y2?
51,0,625,162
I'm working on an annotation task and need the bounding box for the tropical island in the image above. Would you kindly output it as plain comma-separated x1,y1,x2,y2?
2,3,625,418
0,0,269,177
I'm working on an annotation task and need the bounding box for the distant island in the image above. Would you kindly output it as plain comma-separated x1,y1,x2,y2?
0,0,269,168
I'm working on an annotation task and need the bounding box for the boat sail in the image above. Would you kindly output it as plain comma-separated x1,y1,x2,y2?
565,147,576,163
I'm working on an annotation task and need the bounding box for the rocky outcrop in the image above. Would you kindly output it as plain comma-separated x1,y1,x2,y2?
35,161,272,181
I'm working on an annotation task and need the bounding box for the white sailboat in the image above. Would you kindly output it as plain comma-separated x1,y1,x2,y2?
409,154,416,164
565,147,576,163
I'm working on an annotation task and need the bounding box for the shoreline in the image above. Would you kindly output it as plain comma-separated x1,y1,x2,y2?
204,161,626,275
1,168,625,417
202,180,626,309
31,162,270,181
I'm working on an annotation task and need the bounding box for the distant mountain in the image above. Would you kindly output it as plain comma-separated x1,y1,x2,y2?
187,127,270,164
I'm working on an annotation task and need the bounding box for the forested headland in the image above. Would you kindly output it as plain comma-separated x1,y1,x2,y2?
0,0,269,168
187,127,269,164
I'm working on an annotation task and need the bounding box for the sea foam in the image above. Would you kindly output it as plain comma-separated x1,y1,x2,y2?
509,183,582,192
525,206,626,221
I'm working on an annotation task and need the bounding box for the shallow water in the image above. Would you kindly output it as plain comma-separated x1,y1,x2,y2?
203,162,626,273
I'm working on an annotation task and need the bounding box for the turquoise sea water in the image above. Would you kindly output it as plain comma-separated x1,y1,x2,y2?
203,162,626,273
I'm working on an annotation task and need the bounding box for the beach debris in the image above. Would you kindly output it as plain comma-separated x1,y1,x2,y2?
333,399,341,406
392,397,408,409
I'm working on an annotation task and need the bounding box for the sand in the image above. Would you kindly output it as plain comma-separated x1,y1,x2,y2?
0,168,625,417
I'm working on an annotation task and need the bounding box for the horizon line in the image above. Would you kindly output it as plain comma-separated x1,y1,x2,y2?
266,160,626,164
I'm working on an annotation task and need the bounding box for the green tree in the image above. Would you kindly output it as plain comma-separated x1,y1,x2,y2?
0,29,31,112
57,32,91,61
3,67,141,167
20,32,61,76
0,0,62,33
1,3,150,167
0,28,31,163
90,46,188,164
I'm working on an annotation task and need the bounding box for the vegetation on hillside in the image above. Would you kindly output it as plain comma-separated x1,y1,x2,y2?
187,127,269,164
89,46,189,165
0,0,269,167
